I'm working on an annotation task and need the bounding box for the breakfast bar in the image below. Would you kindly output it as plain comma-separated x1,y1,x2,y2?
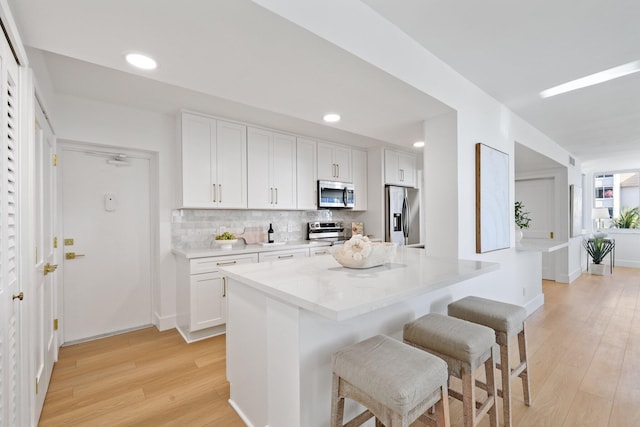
220,248,499,427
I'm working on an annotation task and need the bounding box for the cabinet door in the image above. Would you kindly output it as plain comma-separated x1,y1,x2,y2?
297,138,317,209
333,145,352,182
317,142,336,180
384,149,400,185
272,132,297,209
190,272,225,331
216,120,247,208
247,127,272,209
181,113,215,207
352,149,368,211
398,152,416,187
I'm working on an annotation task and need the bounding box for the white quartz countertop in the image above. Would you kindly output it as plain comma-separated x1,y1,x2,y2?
220,248,500,321
516,239,568,253
172,240,332,259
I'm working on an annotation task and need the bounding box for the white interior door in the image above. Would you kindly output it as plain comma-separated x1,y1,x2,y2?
33,100,57,417
516,178,556,280
61,146,151,342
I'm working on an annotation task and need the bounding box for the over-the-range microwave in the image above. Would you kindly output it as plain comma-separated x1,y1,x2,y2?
318,180,355,208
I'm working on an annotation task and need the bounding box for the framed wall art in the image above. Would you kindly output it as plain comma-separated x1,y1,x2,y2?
476,143,510,253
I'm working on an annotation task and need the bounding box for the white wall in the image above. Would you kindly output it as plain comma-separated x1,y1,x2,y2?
53,94,178,329
254,0,581,305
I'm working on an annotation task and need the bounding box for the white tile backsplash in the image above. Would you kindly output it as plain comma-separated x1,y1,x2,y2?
172,209,364,249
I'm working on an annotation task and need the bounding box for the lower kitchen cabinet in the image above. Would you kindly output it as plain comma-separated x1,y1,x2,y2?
258,248,309,262
175,253,258,343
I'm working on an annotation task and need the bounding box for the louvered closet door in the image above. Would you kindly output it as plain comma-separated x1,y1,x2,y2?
0,37,22,427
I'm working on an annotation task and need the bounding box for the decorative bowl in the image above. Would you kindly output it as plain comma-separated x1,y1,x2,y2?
215,239,238,249
331,236,397,269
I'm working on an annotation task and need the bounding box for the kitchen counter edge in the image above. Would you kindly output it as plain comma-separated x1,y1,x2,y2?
172,240,332,259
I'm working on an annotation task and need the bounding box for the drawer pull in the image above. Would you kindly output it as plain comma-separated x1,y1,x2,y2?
315,250,328,255
217,260,237,266
278,254,294,259
222,276,227,297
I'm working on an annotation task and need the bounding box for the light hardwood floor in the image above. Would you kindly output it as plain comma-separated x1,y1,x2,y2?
39,267,640,426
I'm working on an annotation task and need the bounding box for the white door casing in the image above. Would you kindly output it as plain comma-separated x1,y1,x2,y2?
60,146,152,342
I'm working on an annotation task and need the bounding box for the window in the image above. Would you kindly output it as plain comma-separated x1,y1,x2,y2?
593,171,640,228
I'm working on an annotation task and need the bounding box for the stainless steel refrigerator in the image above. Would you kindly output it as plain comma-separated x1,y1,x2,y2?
385,185,421,245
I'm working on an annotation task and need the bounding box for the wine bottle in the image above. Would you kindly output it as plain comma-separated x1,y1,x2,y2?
268,223,274,243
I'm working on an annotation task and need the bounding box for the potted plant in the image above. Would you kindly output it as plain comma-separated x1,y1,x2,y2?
514,201,532,242
583,237,614,275
610,206,639,229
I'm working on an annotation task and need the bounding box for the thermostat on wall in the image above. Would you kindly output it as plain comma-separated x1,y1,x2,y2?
104,193,117,212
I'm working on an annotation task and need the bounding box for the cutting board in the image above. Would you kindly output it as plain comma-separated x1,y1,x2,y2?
236,226,265,244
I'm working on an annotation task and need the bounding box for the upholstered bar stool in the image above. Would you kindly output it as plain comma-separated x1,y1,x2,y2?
331,334,450,427
403,313,498,427
448,296,531,427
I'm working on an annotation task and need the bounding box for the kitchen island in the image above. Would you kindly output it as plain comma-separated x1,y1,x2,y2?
220,248,499,427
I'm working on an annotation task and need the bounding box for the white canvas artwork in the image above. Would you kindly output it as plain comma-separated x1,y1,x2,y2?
476,143,510,253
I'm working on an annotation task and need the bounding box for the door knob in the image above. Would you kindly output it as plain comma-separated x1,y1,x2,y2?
44,263,58,275
12,292,24,301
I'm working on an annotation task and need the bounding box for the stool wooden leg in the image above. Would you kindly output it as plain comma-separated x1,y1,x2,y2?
330,374,344,427
518,326,532,406
484,350,498,427
462,368,475,427
434,386,451,427
500,343,512,427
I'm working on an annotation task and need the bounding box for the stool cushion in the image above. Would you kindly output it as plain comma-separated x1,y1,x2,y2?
403,313,495,363
332,335,447,415
448,296,526,337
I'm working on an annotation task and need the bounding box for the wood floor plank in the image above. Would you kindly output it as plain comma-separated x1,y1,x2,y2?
38,267,640,426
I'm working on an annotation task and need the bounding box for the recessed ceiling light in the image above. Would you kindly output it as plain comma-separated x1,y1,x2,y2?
323,113,341,123
125,53,157,70
540,60,640,98
413,141,425,148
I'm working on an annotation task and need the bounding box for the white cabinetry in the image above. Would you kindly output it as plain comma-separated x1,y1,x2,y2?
248,127,297,209
296,137,317,210
310,246,331,256
384,149,416,187
318,142,352,182
179,112,247,208
258,248,309,262
351,149,368,211
175,253,258,342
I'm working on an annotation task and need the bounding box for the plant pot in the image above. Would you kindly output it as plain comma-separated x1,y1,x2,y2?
515,228,523,242
589,263,610,276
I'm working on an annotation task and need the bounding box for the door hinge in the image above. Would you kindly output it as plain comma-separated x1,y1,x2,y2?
52,154,58,166
53,237,58,248
550,231,554,239
53,318,59,331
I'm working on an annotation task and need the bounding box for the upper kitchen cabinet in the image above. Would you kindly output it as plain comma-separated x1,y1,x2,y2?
384,148,417,187
317,141,352,182
247,127,297,209
352,149,368,211
179,112,247,208
296,137,317,210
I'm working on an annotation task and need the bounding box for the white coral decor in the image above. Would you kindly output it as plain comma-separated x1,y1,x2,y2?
332,235,397,269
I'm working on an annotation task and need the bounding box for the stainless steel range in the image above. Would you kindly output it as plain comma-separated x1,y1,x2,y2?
307,221,345,244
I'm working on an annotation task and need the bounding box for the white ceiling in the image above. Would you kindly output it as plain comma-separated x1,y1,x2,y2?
7,0,640,161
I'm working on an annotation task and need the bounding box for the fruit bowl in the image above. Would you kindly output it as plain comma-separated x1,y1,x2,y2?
331,235,397,269
215,239,238,249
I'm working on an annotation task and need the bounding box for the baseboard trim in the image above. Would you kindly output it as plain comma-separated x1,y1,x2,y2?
153,312,176,331
525,293,544,316
228,398,256,427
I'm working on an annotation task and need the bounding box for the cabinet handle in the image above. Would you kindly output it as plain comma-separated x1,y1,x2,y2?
219,184,222,203
278,254,294,259
217,260,237,266
314,250,327,255
332,163,336,177
336,164,340,178
275,188,278,205
213,184,217,202
222,276,227,297
270,187,273,204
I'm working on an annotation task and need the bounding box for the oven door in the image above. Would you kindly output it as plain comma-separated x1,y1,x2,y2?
318,180,354,208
